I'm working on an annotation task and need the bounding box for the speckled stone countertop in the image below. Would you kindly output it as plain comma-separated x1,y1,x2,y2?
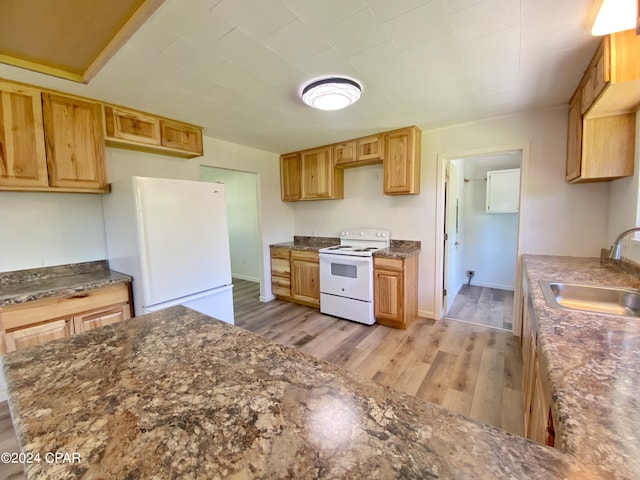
0,261,131,307
4,305,598,479
270,237,421,257
270,235,340,251
375,240,421,258
523,254,640,479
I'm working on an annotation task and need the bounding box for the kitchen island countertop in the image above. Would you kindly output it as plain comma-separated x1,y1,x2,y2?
4,305,597,479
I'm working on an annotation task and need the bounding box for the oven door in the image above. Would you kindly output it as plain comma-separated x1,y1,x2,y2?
319,253,373,301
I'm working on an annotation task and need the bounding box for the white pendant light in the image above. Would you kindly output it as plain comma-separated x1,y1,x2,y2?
301,77,362,111
592,0,638,35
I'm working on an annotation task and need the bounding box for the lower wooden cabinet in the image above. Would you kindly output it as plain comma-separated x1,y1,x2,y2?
290,250,320,307
270,247,319,308
0,283,132,354
374,255,418,330
522,282,555,447
270,246,292,297
3,319,73,353
73,303,131,334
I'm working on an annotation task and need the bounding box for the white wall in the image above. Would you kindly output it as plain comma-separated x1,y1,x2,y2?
0,192,107,272
199,166,261,282
293,108,610,318
461,155,520,290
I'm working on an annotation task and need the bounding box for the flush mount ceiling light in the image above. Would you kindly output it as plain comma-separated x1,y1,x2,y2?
301,77,362,111
592,0,638,35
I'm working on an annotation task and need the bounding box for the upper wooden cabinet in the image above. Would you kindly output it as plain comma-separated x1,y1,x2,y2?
104,105,203,158
0,81,48,189
334,140,356,166
566,30,640,183
42,93,107,191
300,146,343,200
279,126,419,201
104,105,161,146
159,118,203,155
280,152,301,201
334,134,384,168
383,126,421,195
357,135,384,162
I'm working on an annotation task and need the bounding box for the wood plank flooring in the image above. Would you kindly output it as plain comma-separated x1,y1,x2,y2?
0,279,524,478
447,285,514,331
233,279,524,436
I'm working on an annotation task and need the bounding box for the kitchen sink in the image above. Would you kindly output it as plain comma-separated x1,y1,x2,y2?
539,281,640,318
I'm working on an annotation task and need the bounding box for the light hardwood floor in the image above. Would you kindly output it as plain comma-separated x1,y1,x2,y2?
0,279,524,479
447,285,514,331
233,279,524,436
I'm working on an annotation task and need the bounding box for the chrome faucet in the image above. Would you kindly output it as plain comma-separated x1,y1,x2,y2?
608,227,640,260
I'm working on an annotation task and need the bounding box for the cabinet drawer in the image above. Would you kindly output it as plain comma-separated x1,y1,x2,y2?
0,284,130,331
374,257,403,271
270,247,291,259
272,277,291,297
291,250,318,262
271,258,291,278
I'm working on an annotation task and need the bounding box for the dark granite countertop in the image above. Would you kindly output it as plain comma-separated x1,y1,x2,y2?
3,305,597,479
0,261,132,308
522,254,640,479
270,237,421,257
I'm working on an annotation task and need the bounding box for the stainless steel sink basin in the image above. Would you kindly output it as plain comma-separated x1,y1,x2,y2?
539,281,640,318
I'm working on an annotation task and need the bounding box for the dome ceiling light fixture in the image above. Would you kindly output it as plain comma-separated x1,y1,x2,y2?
301,77,362,111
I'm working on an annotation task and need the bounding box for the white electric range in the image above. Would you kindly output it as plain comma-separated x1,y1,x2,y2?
318,229,390,325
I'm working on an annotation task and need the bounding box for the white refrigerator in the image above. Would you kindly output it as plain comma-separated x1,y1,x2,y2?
102,176,234,324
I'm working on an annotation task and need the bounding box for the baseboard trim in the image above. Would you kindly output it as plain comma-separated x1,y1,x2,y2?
467,281,514,291
259,294,276,303
417,309,435,320
232,274,260,283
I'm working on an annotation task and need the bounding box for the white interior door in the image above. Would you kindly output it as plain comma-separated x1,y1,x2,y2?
444,161,462,313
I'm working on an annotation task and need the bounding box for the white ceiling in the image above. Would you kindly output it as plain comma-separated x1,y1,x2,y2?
0,0,603,154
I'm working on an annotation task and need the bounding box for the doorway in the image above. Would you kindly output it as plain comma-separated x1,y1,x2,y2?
442,151,522,330
199,166,261,287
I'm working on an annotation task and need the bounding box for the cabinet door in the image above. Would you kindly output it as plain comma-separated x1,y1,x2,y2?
104,105,161,145
280,153,301,201
3,319,72,353
160,119,203,155
291,252,319,306
334,141,356,165
374,269,403,322
0,82,49,188
301,146,334,199
486,169,520,213
529,362,554,446
357,135,383,161
73,303,131,333
566,93,582,182
384,127,420,195
42,93,107,191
